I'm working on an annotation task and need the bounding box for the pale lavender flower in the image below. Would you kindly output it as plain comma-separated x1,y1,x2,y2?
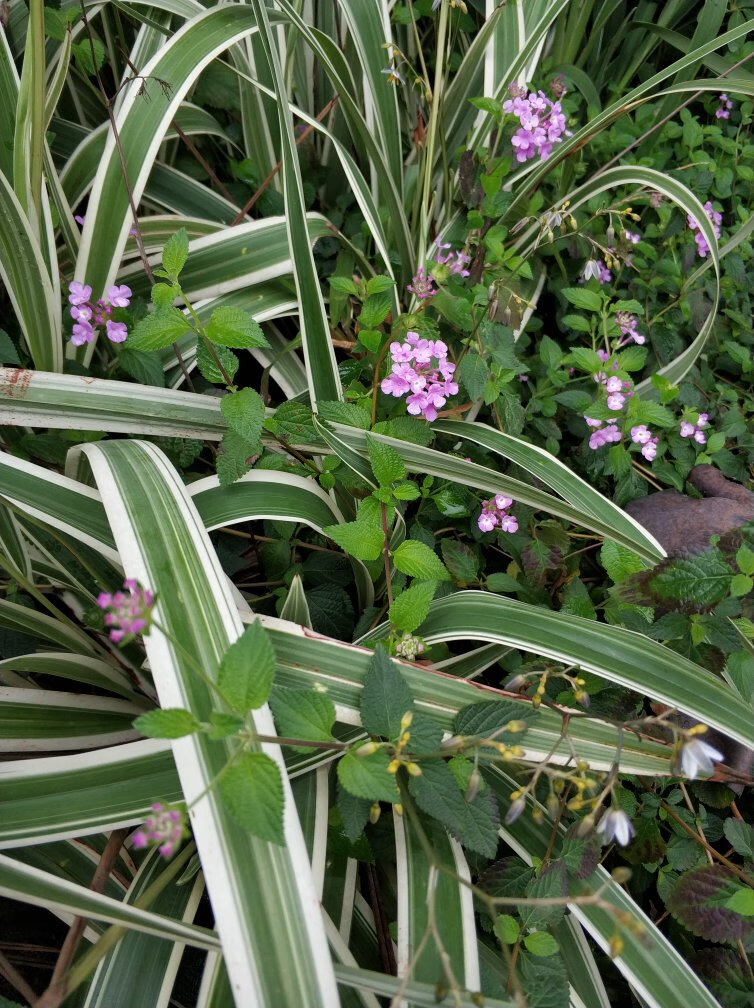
607,392,625,411
504,87,570,162
680,414,709,444
105,320,128,343
97,578,154,643
588,423,621,450
68,281,92,306
631,425,650,444
597,260,612,284
688,200,722,258
132,803,185,858
74,214,86,227
624,230,641,245
641,437,658,462
715,94,733,119
381,332,458,421
107,284,132,308
615,311,645,346
71,322,95,347
597,808,634,846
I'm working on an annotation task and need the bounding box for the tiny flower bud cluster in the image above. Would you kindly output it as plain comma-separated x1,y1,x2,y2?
432,240,471,277
395,633,425,661
96,578,154,643
478,495,518,534
687,201,722,258
503,82,570,163
132,803,185,858
679,413,708,444
68,281,131,347
715,93,734,119
406,267,437,301
381,332,458,421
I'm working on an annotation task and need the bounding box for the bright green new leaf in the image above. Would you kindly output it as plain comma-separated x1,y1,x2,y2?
162,227,189,279
725,888,754,917
216,430,257,487
217,620,276,714
561,287,602,312
322,520,384,562
133,708,201,739
408,761,500,858
268,686,336,750
206,306,270,349
219,752,285,846
337,748,399,803
367,433,406,486
128,309,193,352
524,932,560,957
220,388,265,448
392,540,451,581
389,580,437,634
494,915,520,944
360,644,414,740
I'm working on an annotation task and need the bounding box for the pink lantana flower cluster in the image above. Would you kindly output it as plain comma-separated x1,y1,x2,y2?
504,82,570,163
585,419,621,450
680,413,708,445
96,578,154,643
132,803,186,858
381,332,458,421
688,201,722,258
432,240,471,278
478,495,518,534
615,311,645,346
715,94,734,120
407,267,437,300
630,424,658,461
68,281,131,347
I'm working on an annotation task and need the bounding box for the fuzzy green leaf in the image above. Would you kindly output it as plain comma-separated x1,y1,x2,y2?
392,540,450,581
268,686,336,750
389,580,436,634
206,307,270,349
133,708,201,739
162,228,189,279
216,430,256,487
220,388,265,449
337,748,399,803
219,752,284,845
366,434,406,486
408,761,500,858
361,644,414,740
322,521,384,562
128,309,192,351
217,620,276,714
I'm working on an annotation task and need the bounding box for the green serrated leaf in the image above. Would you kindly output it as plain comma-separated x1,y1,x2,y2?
723,819,754,859
337,748,399,803
562,287,602,311
408,761,500,858
389,581,436,634
493,914,520,944
219,752,284,845
392,540,450,581
440,539,479,583
323,521,384,562
359,290,392,329
454,699,537,740
207,712,245,740
329,276,359,296
365,275,395,295
458,353,489,400
486,572,521,593
268,686,336,751
336,785,372,843
392,480,420,501
725,888,754,916
128,309,192,351
361,644,414,740
216,430,257,487
133,708,201,739
196,340,239,385
117,347,165,387
162,228,189,279
151,282,178,310
217,620,276,714
220,388,265,448
524,932,560,957
0,329,22,366
366,434,406,486
206,307,270,349
317,401,371,430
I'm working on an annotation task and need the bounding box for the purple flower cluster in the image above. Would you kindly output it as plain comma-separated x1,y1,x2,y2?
680,413,708,445
504,82,569,163
132,803,185,858
97,578,154,643
615,311,645,346
687,201,722,258
624,230,641,245
630,424,658,461
478,495,518,534
381,332,458,421
715,94,734,119
432,240,470,278
586,420,621,450
68,281,131,347
407,267,437,300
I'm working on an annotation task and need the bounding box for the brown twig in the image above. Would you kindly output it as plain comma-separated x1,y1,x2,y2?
34,828,129,1008
230,96,339,226
0,948,38,1004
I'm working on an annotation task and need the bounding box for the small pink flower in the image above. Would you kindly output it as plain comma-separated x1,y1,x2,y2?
494,495,513,510
132,803,185,859
68,281,92,306
641,438,658,461
97,578,154,643
631,425,651,444
606,376,622,394
105,320,128,343
71,322,95,346
107,284,132,308
679,421,695,438
70,304,92,323
607,392,625,411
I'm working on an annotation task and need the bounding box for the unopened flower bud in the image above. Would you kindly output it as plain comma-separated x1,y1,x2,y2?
546,794,560,820
606,225,615,246
465,769,481,802
406,761,422,777
505,797,526,825
387,758,401,774
400,711,414,731
577,813,596,836
369,802,381,824
505,674,528,692
393,803,404,816
506,720,528,733
609,934,624,959
355,741,380,757
611,867,632,885
532,806,544,823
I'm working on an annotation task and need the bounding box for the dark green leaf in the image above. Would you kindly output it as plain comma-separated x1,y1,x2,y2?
219,752,284,845
337,748,399,803
128,309,192,351
361,644,414,740
217,620,276,713
268,686,336,751
220,388,265,448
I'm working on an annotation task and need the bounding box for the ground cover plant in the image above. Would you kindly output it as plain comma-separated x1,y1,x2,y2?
0,0,754,1005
